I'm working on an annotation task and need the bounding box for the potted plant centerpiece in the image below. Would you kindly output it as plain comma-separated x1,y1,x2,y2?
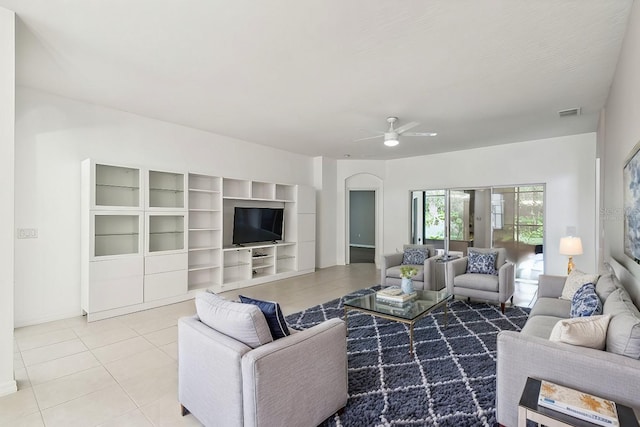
399,266,418,294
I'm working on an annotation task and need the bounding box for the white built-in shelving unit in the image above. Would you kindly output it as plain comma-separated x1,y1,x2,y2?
81,159,315,321
143,168,188,303
81,161,145,316
188,174,223,292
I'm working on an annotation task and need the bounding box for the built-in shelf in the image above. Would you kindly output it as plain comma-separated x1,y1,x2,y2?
188,173,223,291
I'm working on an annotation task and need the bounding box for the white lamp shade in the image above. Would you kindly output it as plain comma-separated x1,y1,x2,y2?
559,236,583,256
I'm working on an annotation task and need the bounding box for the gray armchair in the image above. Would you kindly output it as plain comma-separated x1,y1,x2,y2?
381,244,439,290
178,298,347,426
445,247,515,313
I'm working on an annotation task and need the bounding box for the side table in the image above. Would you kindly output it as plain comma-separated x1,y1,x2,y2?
518,377,639,427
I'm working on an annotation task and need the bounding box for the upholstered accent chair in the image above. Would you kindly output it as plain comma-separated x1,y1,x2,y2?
381,244,439,290
445,247,515,313
178,293,348,427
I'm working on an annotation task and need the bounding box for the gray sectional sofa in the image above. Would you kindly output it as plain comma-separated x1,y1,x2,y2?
496,272,640,427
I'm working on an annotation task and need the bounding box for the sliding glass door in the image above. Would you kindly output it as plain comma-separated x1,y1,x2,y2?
411,185,545,281
491,185,545,282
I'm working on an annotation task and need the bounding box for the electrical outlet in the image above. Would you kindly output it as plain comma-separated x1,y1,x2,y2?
17,228,38,239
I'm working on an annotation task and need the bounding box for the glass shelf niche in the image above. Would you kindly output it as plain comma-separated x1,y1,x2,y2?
94,215,140,257
148,215,185,252
148,171,185,209
95,164,141,208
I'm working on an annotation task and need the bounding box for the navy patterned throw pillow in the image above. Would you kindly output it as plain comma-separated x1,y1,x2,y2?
239,295,290,339
466,251,497,275
570,283,602,318
401,248,428,265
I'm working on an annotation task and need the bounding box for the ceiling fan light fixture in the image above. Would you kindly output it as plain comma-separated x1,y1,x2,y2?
384,138,399,147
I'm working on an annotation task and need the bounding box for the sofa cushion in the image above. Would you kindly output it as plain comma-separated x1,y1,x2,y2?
239,295,290,340
570,283,602,318
195,292,273,349
402,248,428,265
521,315,564,339
454,273,499,292
466,250,497,275
386,265,425,282
560,270,600,300
603,288,640,359
549,314,611,350
529,297,571,318
595,272,620,303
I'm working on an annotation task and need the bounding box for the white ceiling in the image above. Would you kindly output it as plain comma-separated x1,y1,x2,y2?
1,0,633,160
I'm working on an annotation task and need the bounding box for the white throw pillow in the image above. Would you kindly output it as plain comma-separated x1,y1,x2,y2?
560,270,600,300
195,292,273,348
549,314,611,350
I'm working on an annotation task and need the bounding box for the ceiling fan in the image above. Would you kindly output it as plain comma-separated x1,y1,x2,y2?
355,117,437,147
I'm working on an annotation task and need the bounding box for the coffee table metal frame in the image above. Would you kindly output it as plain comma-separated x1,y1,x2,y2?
343,289,452,354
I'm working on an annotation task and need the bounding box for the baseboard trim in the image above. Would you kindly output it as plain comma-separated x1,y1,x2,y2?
0,379,17,397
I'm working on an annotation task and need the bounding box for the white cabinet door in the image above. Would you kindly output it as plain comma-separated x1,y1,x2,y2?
297,241,316,271
145,253,188,274
297,214,316,242
88,257,143,312
296,185,316,214
144,270,188,302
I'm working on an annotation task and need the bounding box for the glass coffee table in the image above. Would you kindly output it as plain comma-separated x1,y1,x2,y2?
344,288,452,354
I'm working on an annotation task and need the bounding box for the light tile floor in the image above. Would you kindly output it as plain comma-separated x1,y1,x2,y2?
2,264,537,426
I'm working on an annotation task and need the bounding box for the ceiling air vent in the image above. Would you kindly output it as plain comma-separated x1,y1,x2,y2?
558,107,581,117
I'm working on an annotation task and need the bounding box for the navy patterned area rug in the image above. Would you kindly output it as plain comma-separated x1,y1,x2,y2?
285,287,530,427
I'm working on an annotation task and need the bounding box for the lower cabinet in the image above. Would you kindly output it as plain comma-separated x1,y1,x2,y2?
85,257,144,313
144,270,188,302
144,253,188,301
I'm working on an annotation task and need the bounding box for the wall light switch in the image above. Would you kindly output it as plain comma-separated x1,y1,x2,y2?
17,228,38,239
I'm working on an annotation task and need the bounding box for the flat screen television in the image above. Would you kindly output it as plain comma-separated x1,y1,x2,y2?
232,207,284,245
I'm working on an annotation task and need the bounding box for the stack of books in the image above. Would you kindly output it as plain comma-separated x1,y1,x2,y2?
538,380,619,427
376,286,417,306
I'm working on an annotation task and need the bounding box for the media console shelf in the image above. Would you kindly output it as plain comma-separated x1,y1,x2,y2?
221,242,296,289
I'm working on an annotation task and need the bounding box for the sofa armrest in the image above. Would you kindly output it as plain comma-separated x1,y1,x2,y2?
496,331,640,427
178,316,251,426
381,252,404,285
538,274,567,298
445,256,468,290
498,261,515,301
423,255,441,290
242,317,348,427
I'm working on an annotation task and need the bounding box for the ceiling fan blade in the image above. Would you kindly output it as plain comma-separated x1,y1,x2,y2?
402,132,438,137
395,121,420,134
354,134,383,142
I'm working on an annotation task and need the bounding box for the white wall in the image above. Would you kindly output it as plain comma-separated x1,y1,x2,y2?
602,0,640,303
14,87,315,326
0,6,16,396
334,134,597,275
313,157,337,268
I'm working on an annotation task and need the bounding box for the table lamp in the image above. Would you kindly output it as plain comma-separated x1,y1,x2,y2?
559,236,583,275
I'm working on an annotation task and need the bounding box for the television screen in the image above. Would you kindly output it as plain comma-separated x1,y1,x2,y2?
232,207,284,245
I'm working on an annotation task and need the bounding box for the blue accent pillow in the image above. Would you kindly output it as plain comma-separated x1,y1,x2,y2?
466,251,497,275
570,283,602,318
402,248,428,265
239,295,290,339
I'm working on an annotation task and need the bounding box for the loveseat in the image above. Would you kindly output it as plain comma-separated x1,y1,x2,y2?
179,292,348,427
381,244,439,290
496,271,640,427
